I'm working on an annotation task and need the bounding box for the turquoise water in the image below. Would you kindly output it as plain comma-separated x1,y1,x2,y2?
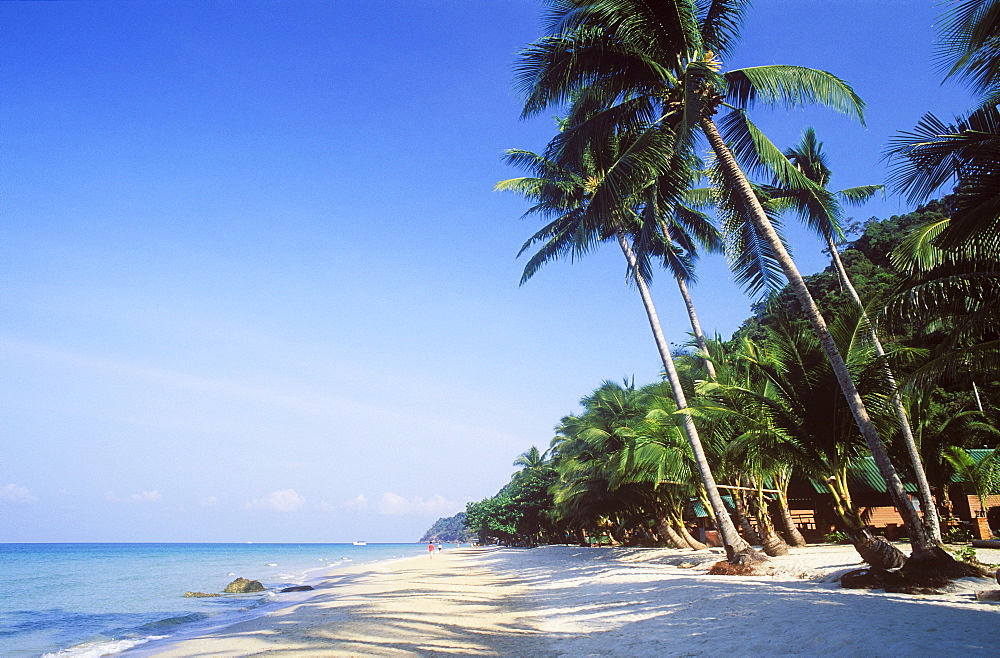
0,543,432,656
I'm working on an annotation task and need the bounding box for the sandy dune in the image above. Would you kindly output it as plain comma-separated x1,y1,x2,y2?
145,544,1000,656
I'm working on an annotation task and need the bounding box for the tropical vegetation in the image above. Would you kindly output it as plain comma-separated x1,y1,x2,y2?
482,0,999,585
468,208,999,561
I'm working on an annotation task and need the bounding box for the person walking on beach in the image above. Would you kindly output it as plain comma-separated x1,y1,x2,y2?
428,542,434,558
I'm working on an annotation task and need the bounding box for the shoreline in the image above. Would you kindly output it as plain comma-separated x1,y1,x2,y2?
17,544,429,658
139,545,535,657
139,543,1000,656
118,547,440,658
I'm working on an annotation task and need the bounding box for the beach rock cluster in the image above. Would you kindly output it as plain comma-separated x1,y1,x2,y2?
184,578,315,598
223,577,266,593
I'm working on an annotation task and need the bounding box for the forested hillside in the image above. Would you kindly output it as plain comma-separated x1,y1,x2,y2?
419,512,473,543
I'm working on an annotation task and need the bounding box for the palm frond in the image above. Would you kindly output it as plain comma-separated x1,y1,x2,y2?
723,65,866,125
838,185,884,206
697,0,751,57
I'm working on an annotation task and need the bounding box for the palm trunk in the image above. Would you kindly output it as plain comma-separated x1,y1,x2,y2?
826,234,942,543
701,117,936,557
678,521,709,550
733,488,763,544
656,515,692,549
696,484,717,523
657,217,717,381
826,472,907,568
750,485,789,556
660,217,715,382
616,231,761,564
772,466,808,547
676,276,718,381
775,490,808,548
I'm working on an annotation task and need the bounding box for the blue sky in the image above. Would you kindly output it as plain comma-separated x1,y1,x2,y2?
1,1,976,542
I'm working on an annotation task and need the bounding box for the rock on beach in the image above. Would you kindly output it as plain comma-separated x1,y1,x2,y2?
223,577,265,593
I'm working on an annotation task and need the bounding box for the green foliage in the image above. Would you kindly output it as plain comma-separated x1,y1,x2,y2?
886,2,1000,250
943,446,1000,512
419,513,473,543
465,491,521,545
943,525,974,543
463,448,560,547
730,200,964,350
483,199,1000,551
953,544,977,563
823,530,850,544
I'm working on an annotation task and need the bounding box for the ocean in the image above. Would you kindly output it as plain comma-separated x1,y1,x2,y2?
0,542,435,656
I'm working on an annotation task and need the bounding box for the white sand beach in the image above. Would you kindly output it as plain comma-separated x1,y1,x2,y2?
147,544,1000,657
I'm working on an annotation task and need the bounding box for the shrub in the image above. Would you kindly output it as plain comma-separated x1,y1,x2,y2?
942,526,973,544
953,545,977,563
823,530,850,544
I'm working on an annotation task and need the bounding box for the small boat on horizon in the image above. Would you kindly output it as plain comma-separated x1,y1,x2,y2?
352,541,367,546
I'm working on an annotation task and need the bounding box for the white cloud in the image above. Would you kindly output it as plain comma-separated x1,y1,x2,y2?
374,492,460,516
131,490,162,503
343,494,368,511
199,496,219,507
246,489,305,513
1,483,36,503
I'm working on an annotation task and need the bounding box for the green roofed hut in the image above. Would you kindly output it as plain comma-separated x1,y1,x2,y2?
780,449,999,541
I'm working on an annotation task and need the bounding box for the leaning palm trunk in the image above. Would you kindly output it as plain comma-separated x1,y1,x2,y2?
826,472,907,568
659,217,718,381
700,117,938,559
696,484,717,524
773,468,808,547
826,235,942,543
733,487,763,545
749,484,789,556
656,513,693,549
755,512,790,557
775,490,808,548
677,520,709,550
676,276,718,381
616,232,761,564
663,488,709,549
666,494,710,548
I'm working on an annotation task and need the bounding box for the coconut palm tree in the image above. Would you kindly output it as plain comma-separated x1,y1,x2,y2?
514,446,549,473
940,0,1000,104
625,382,710,549
886,0,1000,249
777,127,943,542
886,208,1000,392
548,381,661,545
516,0,946,563
497,134,759,562
693,315,911,567
644,181,725,380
